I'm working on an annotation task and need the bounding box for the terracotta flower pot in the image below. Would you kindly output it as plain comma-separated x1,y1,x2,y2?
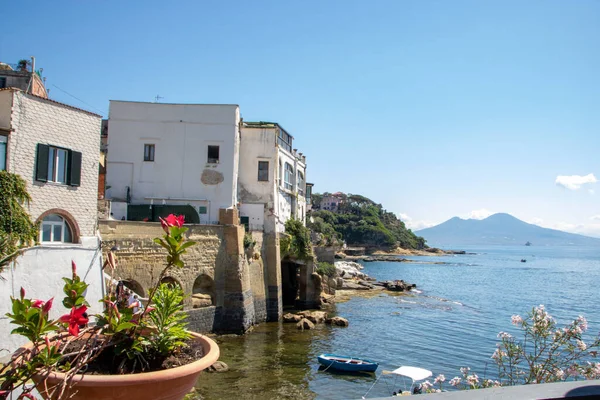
32,332,219,400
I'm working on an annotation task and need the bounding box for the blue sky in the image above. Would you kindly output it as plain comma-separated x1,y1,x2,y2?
2,1,600,236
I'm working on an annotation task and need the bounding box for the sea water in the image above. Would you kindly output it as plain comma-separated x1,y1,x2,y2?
195,245,600,400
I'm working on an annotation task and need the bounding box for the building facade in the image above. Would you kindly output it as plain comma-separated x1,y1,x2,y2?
0,88,103,353
239,121,307,233
0,59,48,99
105,101,241,224
319,192,346,212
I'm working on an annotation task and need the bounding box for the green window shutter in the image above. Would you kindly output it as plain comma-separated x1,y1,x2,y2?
35,143,49,182
68,150,82,186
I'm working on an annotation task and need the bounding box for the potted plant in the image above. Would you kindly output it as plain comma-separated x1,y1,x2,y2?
0,215,219,400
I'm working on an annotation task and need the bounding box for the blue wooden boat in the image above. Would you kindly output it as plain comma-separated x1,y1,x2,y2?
317,353,379,372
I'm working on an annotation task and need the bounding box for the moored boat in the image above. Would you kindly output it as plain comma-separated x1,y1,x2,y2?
317,353,379,372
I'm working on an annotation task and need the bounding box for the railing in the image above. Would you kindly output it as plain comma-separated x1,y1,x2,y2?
277,136,292,152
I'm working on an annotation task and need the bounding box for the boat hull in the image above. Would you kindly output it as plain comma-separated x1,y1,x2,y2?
317,353,378,373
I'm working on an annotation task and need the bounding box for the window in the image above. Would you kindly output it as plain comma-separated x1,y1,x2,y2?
277,129,293,153
198,206,207,215
35,144,81,185
297,171,304,195
278,160,282,186
258,161,269,181
284,162,294,190
0,77,6,89
40,214,73,243
0,136,6,171
144,144,155,161
207,145,219,164
47,147,68,183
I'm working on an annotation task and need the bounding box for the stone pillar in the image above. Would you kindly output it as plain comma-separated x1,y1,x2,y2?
295,258,320,309
218,211,256,333
263,232,282,321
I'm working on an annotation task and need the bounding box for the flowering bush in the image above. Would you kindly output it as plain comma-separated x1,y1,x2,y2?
422,305,600,393
0,215,196,400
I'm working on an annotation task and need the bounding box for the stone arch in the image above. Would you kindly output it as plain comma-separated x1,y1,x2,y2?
159,276,184,305
192,274,215,308
36,208,81,243
160,276,181,289
122,279,145,297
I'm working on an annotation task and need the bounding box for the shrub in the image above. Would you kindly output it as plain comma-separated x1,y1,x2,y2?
280,219,312,260
243,232,256,249
316,262,336,277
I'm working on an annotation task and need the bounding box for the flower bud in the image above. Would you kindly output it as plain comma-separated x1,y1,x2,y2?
32,299,44,308
45,336,51,349
72,260,77,278
71,290,77,298
20,287,25,299
43,297,54,313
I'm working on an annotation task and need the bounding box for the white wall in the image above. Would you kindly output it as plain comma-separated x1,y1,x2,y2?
106,101,240,221
239,203,265,230
238,125,308,233
0,241,104,354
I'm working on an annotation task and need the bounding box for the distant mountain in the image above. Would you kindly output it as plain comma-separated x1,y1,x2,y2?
416,213,600,247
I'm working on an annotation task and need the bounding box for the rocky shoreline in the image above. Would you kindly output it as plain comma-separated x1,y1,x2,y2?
321,261,418,294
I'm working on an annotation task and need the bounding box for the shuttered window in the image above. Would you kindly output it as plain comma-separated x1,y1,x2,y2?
35,143,82,186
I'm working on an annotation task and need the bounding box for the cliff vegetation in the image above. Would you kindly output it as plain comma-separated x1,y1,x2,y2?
308,193,426,250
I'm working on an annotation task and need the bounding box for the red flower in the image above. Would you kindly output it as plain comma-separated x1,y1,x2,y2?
42,297,54,314
143,306,156,317
31,299,44,308
59,305,88,336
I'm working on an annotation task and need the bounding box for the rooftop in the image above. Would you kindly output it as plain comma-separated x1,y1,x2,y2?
0,87,102,118
243,121,294,139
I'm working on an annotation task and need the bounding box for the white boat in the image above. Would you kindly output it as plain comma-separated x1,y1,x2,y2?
384,366,433,395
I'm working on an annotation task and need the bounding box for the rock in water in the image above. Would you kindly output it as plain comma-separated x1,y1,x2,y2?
325,316,349,327
297,318,316,330
297,310,328,324
283,313,302,323
208,361,229,372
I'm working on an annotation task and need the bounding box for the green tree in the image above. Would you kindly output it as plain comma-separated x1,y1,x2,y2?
309,192,427,250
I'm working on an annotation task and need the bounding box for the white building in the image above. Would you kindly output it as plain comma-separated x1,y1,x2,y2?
0,88,103,353
239,122,307,233
104,103,308,233
105,101,240,224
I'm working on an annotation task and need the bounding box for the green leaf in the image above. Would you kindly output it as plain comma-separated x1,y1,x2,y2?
115,322,136,332
153,238,170,250
178,241,196,251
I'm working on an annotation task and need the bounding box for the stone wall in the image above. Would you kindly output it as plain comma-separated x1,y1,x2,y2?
99,219,281,333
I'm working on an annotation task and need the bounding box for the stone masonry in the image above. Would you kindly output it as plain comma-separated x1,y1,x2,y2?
99,214,282,333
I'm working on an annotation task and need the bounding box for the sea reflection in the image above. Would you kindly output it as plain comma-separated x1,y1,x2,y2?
194,320,326,400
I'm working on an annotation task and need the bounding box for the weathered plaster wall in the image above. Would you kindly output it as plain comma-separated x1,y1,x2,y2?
106,101,240,223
